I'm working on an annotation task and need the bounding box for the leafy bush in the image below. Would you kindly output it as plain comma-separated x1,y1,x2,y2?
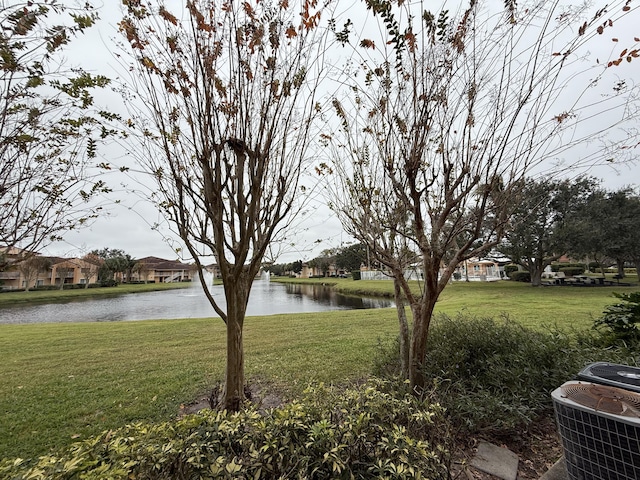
559,266,584,277
375,313,640,434
351,271,361,280
33,285,59,291
503,264,519,277
593,292,640,344
509,271,530,282
551,262,585,273
99,279,119,287
1,380,451,480
61,283,87,290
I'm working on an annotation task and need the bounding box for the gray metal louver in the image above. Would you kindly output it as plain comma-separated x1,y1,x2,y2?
553,381,640,480
577,362,640,393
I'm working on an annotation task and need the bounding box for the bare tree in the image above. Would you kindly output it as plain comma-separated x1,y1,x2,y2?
55,262,75,289
19,256,51,291
118,0,331,410
80,254,102,288
132,261,150,284
0,1,114,254
326,0,639,390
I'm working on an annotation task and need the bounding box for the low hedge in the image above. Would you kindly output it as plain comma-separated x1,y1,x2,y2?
375,313,639,434
1,380,451,479
551,263,586,272
559,266,584,277
504,264,519,277
509,271,531,283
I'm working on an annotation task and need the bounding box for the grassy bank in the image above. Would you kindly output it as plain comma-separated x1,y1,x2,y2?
0,282,191,305
275,277,633,330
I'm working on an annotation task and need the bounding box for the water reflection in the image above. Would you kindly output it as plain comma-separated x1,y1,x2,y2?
284,284,393,309
0,281,393,324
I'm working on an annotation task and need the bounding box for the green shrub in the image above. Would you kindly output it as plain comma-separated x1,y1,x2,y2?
593,292,640,344
62,283,87,290
374,313,640,435
0,380,451,480
559,266,584,277
503,264,519,277
509,271,530,282
551,262,585,273
351,271,361,281
588,262,601,273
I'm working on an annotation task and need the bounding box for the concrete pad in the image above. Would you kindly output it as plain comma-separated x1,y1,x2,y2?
469,441,519,480
539,457,568,480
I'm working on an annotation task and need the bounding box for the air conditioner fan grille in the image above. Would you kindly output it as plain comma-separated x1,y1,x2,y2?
561,383,640,417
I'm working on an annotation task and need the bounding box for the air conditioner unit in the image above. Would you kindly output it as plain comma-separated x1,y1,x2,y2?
577,362,640,393
552,381,640,480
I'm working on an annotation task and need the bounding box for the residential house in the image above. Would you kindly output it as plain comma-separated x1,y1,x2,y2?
133,257,195,283
0,249,101,290
358,255,510,282
299,262,347,278
49,257,101,287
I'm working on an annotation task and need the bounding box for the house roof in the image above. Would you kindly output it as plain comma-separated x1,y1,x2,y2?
138,256,193,271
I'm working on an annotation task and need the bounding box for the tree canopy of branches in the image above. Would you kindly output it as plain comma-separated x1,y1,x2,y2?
0,1,114,256
498,177,598,286
335,243,367,272
325,0,639,389
119,0,332,410
90,247,134,284
18,255,50,291
569,187,640,279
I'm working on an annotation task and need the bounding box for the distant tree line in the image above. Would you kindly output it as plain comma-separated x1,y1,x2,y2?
267,243,369,277
497,177,640,285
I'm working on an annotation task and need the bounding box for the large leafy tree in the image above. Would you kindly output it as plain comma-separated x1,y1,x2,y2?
90,248,133,284
335,243,367,272
118,0,332,410
0,1,113,257
327,0,639,390
570,188,640,279
498,177,598,286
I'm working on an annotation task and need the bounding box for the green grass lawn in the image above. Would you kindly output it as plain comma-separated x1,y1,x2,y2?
276,277,634,330
0,279,637,460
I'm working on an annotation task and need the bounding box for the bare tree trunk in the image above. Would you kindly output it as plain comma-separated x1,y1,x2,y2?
223,286,246,411
223,317,244,411
408,265,441,391
408,298,438,392
530,267,544,287
393,277,409,379
617,259,626,278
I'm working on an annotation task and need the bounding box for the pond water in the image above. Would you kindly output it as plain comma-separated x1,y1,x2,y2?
0,280,394,324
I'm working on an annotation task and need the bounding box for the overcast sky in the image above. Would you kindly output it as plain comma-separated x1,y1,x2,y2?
41,0,640,262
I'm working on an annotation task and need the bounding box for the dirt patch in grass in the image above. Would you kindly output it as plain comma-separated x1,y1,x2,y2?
179,381,286,416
